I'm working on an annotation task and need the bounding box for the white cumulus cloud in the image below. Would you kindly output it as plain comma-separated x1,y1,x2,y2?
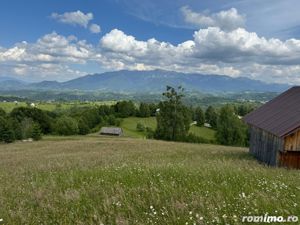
181,6,245,31
89,23,101,33
2,23,300,84
51,10,101,34
51,11,93,28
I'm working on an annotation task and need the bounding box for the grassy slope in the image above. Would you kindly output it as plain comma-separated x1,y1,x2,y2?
121,117,216,141
0,136,299,225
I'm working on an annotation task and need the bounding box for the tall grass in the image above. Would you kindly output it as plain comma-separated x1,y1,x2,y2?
0,136,299,224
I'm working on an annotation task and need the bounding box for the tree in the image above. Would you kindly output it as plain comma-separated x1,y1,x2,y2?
155,86,191,141
0,116,15,143
54,116,79,135
139,103,151,117
216,105,247,146
0,107,6,117
205,106,218,129
10,107,52,134
31,123,42,141
114,101,136,118
82,108,102,129
20,118,35,139
10,119,22,140
195,107,205,127
78,118,90,135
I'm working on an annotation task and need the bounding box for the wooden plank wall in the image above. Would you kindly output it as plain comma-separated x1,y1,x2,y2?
249,126,284,166
284,130,300,150
279,151,300,169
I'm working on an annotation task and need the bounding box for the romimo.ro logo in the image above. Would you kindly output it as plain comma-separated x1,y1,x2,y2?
242,214,298,223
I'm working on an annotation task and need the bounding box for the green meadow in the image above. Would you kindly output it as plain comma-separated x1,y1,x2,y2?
0,136,299,224
121,117,216,141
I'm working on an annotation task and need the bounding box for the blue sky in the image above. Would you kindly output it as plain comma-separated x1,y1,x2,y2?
1,0,300,84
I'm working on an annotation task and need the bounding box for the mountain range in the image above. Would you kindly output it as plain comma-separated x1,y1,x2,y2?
0,70,290,93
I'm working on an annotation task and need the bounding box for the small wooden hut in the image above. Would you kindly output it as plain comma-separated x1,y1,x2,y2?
243,87,300,169
100,127,123,136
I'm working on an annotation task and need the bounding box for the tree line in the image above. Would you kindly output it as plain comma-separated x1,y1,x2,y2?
154,86,252,146
0,86,255,146
0,101,159,143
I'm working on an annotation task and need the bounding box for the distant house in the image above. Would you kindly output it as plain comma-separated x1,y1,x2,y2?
204,123,212,128
100,127,123,136
243,87,300,169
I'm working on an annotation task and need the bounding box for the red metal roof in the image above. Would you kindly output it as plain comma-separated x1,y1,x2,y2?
243,87,300,137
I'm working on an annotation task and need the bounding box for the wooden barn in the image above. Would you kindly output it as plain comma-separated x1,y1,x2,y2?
100,127,123,136
243,87,300,169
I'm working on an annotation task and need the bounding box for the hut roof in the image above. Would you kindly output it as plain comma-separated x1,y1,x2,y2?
243,86,300,137
100,127,123,135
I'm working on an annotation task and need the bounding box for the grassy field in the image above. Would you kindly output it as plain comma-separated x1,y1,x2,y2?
121,117,216,141
0,136,299,224
0,101,116,112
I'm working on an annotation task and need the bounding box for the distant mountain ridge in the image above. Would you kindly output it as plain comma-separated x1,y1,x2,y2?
0,70,290,93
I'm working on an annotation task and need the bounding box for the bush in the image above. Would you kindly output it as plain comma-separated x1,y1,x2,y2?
184,133,211,144
146,127,155,139
54,116,79,135
136,122,145,132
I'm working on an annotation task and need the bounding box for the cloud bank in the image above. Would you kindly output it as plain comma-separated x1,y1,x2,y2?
1,7,300,84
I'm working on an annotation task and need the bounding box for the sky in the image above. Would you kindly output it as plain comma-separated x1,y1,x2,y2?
1,0,300,84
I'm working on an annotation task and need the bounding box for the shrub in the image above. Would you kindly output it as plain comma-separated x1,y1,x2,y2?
146,127,155,139
136,122,145,132
184,133,211,144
